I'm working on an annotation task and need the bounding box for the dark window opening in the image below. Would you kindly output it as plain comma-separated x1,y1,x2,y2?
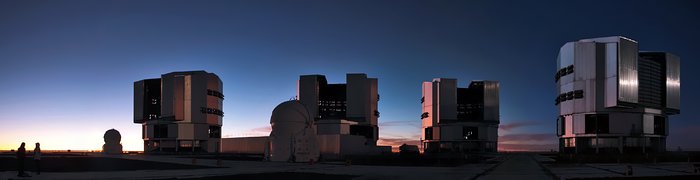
654,116,666,135
206,89,225,99
421,112,429,119
350,125,374,140
200,107,224,116
558,116,565,136
574,90,584,99
154,125,168,138
585,114,609,134
424,127,433,140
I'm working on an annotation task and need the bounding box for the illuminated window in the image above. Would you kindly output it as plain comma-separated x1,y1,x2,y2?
463,127,478,140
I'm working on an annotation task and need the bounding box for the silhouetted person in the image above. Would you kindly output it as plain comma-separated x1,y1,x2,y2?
34,142,41,175
16,142,27,177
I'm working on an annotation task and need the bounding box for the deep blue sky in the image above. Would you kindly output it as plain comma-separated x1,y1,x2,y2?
0,0,698,151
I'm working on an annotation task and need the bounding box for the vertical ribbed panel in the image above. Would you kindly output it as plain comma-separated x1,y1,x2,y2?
665,54,680,111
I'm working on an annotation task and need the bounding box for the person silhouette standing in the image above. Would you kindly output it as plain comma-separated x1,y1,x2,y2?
34,143,41,175
16,142,27,177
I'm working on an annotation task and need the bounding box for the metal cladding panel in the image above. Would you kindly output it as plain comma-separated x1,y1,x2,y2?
604,43,619,107
584,80,597,112
206,74,224,125
184,75,193,122
487,125,498,141
298,75,322,119
573,81,585,114
665,54,680,111
221,137,268,154
432,126,440,140
422,82,435,127
190,74,211,124
618,38,639,104
369,78,378,126
564,115,573,136
169,124,179,138
560,100,573,115
559,82,574,115
174,76,185,121
194,124,209,139
347,74,369,122
605,76,618,107
482,81,499,122
437,79,457,122
573,114,585,134
161,76,174,118
643,114,654,134
608,113,642,134
574,42,597,81
134,81,145,123
439,125,462,141
560,82,573,94
559,42,575,69
558,43,575,86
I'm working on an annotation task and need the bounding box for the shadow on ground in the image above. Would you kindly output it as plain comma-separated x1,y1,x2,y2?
0,157,216,172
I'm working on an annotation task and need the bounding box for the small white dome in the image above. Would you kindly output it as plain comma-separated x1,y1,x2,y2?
268,100,319,162
270,100,311,124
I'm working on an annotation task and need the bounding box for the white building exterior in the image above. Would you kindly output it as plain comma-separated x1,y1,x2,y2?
556,36,680,154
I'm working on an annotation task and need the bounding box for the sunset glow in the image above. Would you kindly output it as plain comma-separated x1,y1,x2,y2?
1,0,699,153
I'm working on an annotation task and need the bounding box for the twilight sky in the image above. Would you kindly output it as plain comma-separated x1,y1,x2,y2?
0,0,698,151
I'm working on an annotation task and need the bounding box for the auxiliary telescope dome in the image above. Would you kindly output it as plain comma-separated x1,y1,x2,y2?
268,100,319,162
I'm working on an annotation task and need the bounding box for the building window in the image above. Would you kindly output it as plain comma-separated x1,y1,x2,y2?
555,65,575,82
179,141,193,148
654,116,666,135
573,90,584,99
463,127,478,140
564,138,576,147
421,112,429,119
558,116,565,136
154,125,168,138
209,126,221,138
206,89,224,99
557,90,584,105
424,127,433,140
585,114,609,134
200,107,224,116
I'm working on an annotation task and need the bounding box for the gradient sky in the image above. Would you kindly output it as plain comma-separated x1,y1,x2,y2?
1,0,698,151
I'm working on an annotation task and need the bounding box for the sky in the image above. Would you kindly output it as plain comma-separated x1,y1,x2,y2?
0,0,698,151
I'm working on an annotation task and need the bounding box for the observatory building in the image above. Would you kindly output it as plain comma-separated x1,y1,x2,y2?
421,79,500,153
220,73,386,159
556,36,680,154
298,74,381,158
134,71,223,153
